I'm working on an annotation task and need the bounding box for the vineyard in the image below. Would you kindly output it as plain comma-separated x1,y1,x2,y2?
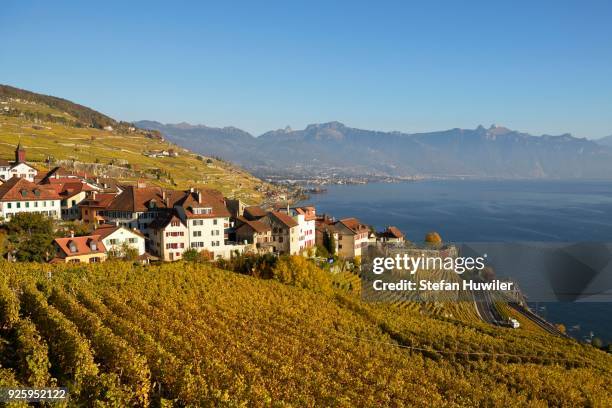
1,261,611,407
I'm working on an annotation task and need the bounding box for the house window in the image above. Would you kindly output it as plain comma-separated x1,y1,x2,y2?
7,203,11,209
90,257,101,263
193,231,202,237
213,219,218,225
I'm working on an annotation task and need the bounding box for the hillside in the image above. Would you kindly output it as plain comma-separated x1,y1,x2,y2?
1,262,610,406
138,120,612,180
0,85,279,203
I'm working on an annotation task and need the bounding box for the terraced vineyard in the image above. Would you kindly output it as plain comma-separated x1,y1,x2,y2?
1,261,611,407
0,85,280,203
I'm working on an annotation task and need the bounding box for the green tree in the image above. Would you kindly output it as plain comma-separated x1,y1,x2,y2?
6,213,55,262
56,221,91,238
182,248,199,262
315,244,329,258
108,242,139,261
323,230,336,256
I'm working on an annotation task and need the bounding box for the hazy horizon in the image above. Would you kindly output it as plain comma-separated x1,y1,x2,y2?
2,1,611,138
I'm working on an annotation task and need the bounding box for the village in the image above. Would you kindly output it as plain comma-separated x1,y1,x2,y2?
0,142,407,264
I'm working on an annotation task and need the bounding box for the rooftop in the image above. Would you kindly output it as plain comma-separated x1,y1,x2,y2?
0,177,60,201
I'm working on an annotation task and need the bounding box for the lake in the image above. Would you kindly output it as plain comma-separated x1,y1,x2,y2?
300,180,612,342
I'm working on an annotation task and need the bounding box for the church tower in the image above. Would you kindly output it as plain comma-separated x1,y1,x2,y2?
15,142,26,163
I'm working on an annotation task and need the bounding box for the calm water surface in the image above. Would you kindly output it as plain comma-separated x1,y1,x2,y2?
301,180,612,342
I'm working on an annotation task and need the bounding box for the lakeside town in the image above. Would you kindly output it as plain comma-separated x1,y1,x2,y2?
2,141,609,346
0,142,406,264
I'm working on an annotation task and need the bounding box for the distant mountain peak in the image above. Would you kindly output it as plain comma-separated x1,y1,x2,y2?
305,121,346,131
487,124,512,136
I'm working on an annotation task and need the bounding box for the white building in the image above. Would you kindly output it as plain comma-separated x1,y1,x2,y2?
102,185,237,260
279,206,317,253
148,212,188,261
0,143,38,183
93,223,146,257
174,188,232,259
0,177,61,221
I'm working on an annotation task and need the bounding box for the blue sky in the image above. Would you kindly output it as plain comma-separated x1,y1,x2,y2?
1,1,611,137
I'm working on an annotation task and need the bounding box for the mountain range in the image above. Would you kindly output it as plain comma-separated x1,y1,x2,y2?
135,120,612,180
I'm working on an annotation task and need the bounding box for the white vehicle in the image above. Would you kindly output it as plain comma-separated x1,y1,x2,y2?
509,318,520,329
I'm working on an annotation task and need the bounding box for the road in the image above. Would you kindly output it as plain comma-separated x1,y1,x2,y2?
473,290,568,338
473,289,506,325
507,302,570,338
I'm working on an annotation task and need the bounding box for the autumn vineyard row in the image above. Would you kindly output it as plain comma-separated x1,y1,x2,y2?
0,261,611,407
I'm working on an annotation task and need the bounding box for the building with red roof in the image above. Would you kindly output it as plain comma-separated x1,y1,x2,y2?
147,211,188,261
260,211,300,255
92,223,146,257
0,177,62,221
0,143,38,183
377,226,405,243
333,217,370,259
235,218,273,253
53,234,107,264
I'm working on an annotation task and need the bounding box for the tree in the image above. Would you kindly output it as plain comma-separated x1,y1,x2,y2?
56,221,91,238
315,245,329,258
183,248,214,263
424,231,442,245
107,241,138,261
121,242,139,262
182,248,199,262
272,256,332,294
591,337,603,349
5,213,55,262
323,230,336,256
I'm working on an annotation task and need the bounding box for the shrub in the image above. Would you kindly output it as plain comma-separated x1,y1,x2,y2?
272,255,332,294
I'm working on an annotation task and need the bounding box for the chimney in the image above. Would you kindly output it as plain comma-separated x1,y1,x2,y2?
91,191,97,200
70,230,74,238
137,179,146,189
197,190,202,204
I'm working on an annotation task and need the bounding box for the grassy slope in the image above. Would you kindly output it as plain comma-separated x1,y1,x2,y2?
0,100,273,203
1,262,611,407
